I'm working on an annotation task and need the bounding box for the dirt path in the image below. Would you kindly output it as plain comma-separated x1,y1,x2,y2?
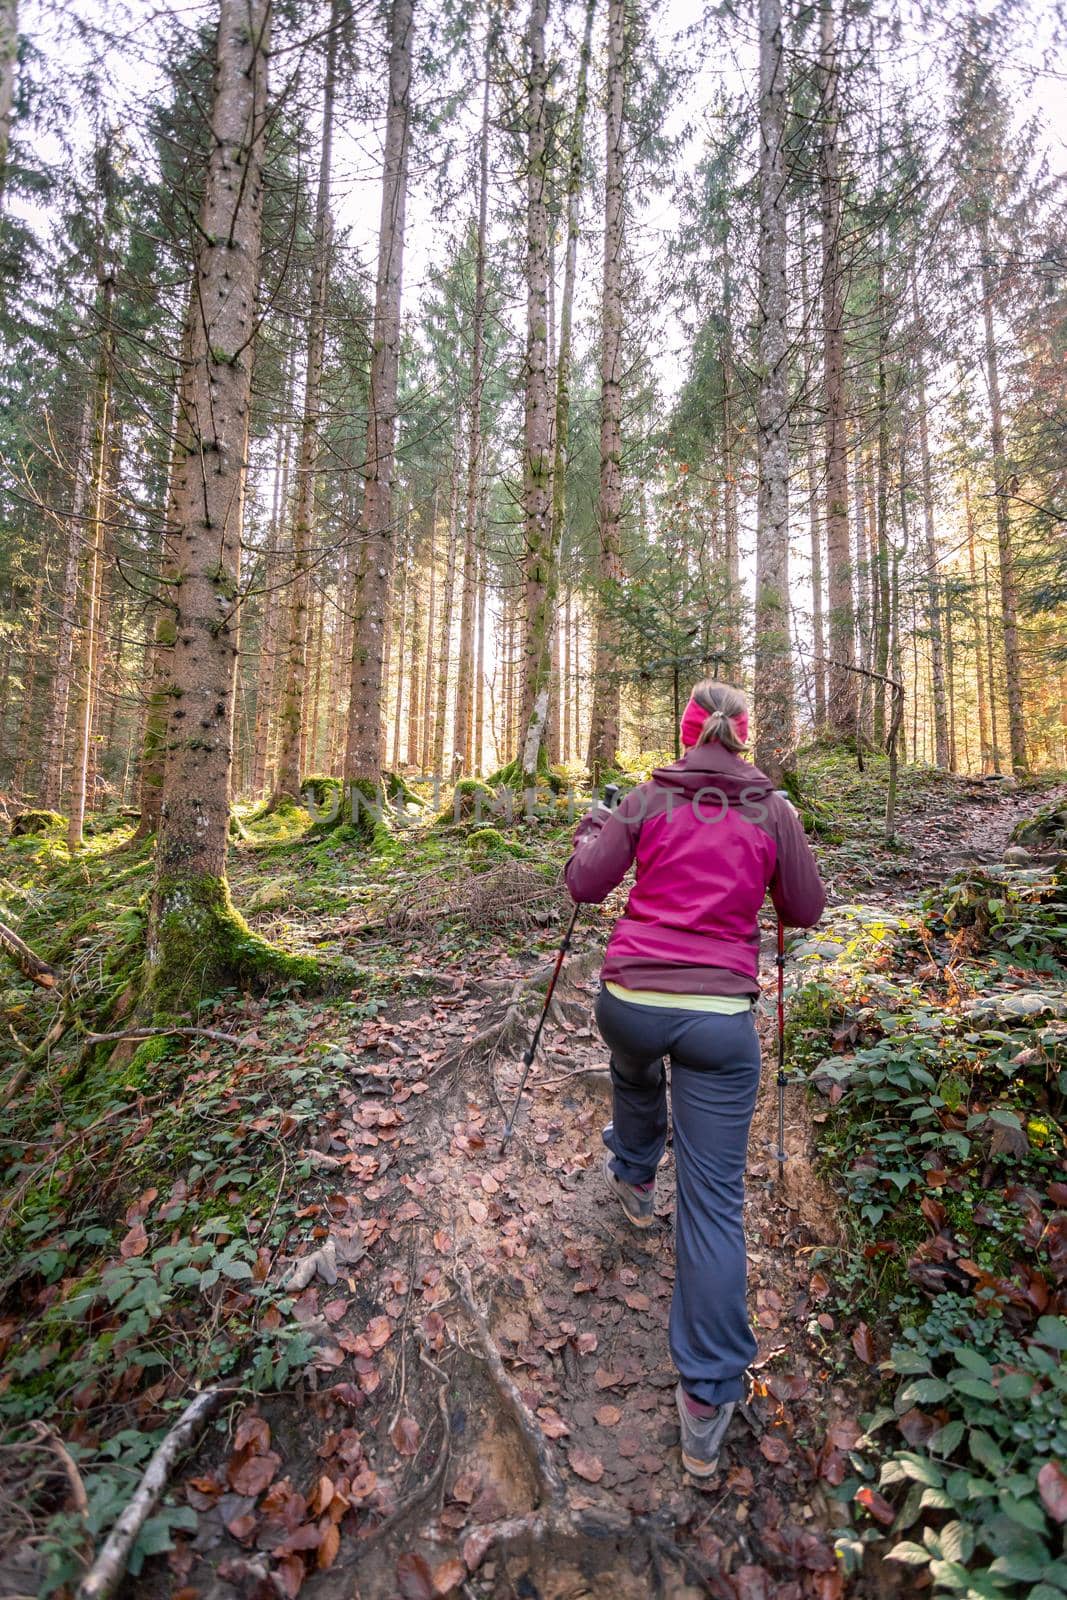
148,777,1058,1600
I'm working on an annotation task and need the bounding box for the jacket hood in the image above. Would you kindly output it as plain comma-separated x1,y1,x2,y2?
650,741,775,800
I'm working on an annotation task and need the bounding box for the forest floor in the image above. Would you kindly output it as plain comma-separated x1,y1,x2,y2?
1,750,1065,1600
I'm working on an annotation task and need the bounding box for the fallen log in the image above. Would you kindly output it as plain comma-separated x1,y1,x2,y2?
76,1387,229,1600
0,917,58,989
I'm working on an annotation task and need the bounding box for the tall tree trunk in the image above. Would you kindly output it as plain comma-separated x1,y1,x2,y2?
872,253,891,743
12,555,47,797
452,36,491,777
753,0,793,785
983,549,1001,774
978,218,1027,773
272,2,339,804
137,298,198,835
964,474,991,774
41,395,92,810
912,280,950,766
519,0,594,782
421,489,437,771
249,396,295,800
344,0,415,798
517,0,553,775
721,235,741,675
799,212,825,727
474,530,487,773
0,0,16,206
67,241,116,851
433,463,460,779
147,0,272,1010
406,518,424,768
390,506,410,769
818,0,856,738
586,0,625,780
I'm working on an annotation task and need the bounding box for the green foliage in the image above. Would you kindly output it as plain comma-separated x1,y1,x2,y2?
798,874,1067,1596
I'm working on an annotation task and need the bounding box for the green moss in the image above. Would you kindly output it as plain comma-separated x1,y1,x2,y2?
146,873,320,1016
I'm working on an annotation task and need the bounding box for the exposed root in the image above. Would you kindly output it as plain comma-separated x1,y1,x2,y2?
453,1264,566,1506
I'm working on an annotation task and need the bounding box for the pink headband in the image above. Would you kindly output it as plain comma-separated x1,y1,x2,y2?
680,696,748,750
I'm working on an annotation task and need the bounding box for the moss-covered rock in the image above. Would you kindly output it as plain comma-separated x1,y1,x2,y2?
433,778,497,830
246,878,293,913
465,826,509,857
300,774,342,808
11,809,65,837
1012,800,1067,852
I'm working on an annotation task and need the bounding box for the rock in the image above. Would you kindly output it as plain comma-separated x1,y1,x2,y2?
1001,845,1031,864
246,878,291,912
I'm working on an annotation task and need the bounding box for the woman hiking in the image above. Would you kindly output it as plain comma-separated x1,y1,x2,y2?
564,680,826,1478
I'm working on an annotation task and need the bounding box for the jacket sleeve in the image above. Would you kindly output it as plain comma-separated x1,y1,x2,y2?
768,797,826,928
564,790,642,903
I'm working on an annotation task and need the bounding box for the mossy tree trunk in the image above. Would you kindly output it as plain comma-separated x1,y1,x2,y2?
586,0,626,781
147,0,279,1013
753,0,794,789
271,2,339,807
343,0,414,800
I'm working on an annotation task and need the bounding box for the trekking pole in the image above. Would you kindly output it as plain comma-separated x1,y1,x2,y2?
776,915,787,1183
499,783,620,1156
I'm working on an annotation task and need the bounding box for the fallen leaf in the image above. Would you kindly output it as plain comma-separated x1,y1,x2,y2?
228,1449,281,1497
390,1415,421,1456
536,1408,570,1439
733,1564,772,1600
855,1485,896,1525
809,1271,831,1299
274,1555,305,1599
468,1199,488,1224
1038,1460,1067,1523
431,1556,467,1596
317,1521,341,1570
366,1315,392,1350
120,1222,149,1259
234,1413,271,1455
594,1405,621,1427
397,1551,435,1600
568,1448,605,1483
851,1322,876,1364
760,1433,790,1463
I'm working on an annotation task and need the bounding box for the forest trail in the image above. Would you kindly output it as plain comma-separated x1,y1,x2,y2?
119,771,1057,1600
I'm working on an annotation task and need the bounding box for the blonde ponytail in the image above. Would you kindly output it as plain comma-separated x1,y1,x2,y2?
690,680,749,752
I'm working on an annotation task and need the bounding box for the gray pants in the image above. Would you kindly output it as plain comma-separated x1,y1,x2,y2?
595,985,761,1405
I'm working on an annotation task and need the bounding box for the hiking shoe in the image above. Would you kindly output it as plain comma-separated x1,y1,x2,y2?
676,1383,735,1478
602,1153,656,1229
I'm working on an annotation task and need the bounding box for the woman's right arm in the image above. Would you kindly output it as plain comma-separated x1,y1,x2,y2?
564,788,644,903
767,797,826,927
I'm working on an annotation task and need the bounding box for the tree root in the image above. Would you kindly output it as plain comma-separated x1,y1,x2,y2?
75,1387,229,1600
450,1266,726,1593
454,1264,566,1505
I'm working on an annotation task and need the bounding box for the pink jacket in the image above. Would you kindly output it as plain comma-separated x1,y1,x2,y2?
564,743,825,997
